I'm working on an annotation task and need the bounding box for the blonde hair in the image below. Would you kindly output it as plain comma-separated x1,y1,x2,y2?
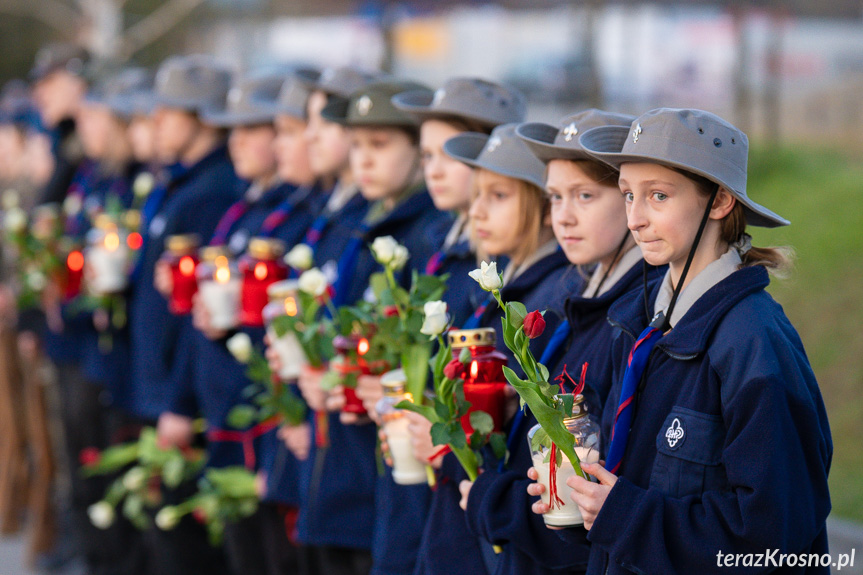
471,169,549,266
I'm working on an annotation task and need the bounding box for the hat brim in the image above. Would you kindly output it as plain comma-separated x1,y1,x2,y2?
201,109,275,128
579,125,789,228
443,132,546,189
516,122,595,164
391,90,498,128
106,92,154,119
319,96,414,128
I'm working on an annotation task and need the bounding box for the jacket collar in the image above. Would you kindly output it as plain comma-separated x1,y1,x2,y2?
364,186,435,236
565,261,651,332
499,248,572,304
171,144,230,190
609,265,770,356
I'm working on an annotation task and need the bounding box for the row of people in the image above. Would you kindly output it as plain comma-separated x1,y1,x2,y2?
2,43,832,575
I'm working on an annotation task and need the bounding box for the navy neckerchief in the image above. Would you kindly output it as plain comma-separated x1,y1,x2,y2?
498,318,572,472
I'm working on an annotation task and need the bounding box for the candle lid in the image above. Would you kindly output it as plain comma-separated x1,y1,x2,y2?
247,237,286,260
199,245,230,263
166,234,200,255
123,209,141,231
267,279,299,300
449,327,496,348
381,368,407,395
556,393,589,421
94,213,119,230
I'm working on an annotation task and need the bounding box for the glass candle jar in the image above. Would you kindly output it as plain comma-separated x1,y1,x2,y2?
376,368,428,485
331,334,368,415
528,393,601,527
239,237,288,328
63,242,84,301
196,246,241,331
448,328,508,434
263,279,308,381
160,234,200,315
85,214,131,295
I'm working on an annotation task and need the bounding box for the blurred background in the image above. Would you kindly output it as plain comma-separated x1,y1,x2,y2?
0,0,862,567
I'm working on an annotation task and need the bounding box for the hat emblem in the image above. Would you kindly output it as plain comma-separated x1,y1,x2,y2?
486,136,502,153
632,123,642,143
431,88,446,107
562,122,578,142
356,95,373,116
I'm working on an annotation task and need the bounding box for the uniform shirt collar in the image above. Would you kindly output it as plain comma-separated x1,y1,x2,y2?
502,239,560,286
583,245,643,299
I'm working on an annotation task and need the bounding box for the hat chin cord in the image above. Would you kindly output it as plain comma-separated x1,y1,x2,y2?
646,183,720,332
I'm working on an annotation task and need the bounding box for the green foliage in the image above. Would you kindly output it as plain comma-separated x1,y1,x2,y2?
228,345,307,428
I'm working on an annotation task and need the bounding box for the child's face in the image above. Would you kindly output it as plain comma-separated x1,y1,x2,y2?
153,107,198,163
127,115,155,163
349,126,418,202
274,114,313,186
468,169,524,259
618,162,714,272
420,120,474,213
228,124,277,181
304,91,350,178
547,159,628,268
77,104,120,160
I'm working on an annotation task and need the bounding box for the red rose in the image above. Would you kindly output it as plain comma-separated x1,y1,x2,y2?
192,508,208,524
383,305,400,317
444,359,467,381
79,447,101,466
523,311,546,339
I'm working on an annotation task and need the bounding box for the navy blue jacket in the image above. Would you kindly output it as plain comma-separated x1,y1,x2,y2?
415,249,579,575
128,145,239,421
464,262,660,575
584,265,832,575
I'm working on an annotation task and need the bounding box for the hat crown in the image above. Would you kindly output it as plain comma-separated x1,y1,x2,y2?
332,80,429,127
555,109,636,148
444,123,546,189
224,75,284,116
275,71,318,119
515,108,635,164
316,67,379,98
91,68,153,102
154,55,233,113
433,77,526,125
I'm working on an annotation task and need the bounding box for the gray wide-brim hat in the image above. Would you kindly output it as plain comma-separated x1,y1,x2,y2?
85,68,154,119
321,80,430,128
443,123,546,189
253,68,320,120
29,43,90,82
579,108,788,228
202,74,286,127
516,109,635,164
314,66,380,99
152,55,233,115
392,77,526,129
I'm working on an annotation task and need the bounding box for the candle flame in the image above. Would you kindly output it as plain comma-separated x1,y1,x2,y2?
104,232,120,251
357,337,370,356
215,265,231,283
284,297,298,317
126,232,143,250
179,256,195,277
470,360,479,380
254,262,268,281
67,250,84,272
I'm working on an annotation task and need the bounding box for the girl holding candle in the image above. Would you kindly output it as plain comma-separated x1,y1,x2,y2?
553,108,831,574
458,110,662,575
410,123,581,575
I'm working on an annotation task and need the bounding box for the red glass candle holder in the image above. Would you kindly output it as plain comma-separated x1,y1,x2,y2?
448,328,508,434
162,234,200,315
63,248,84,300
239,238,288,327
332,334,388,415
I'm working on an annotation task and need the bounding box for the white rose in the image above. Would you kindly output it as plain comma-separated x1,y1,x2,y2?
226,332,253,364
26,271,47,292
468,261,503,292
297,268,328,297
420,300,449,338
155,506,181,530
63,193,83,216
2,189,20,210
88,501,115,529
133,172,156,198
122,466,147,491
391,245,409,271
370,236,399,266
3,207,27,234
284,244,314,271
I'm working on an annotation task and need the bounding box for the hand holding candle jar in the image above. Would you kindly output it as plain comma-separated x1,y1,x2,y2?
159,234,200,315
85,214,132,295
262,280,308,381
239,238,288,328
375,368,428,485
196,246,241,331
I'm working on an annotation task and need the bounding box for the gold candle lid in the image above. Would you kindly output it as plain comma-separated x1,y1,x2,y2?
267,279,299,301
449,327,496,348
559,393,589,422
94,213,119,230
248,237,286,260
380,368,407,396
199,245,230,263
123,209,141,231
166,234,200,255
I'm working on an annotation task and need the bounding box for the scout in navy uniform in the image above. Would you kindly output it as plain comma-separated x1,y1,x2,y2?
29,43,89,207
126,54,238,575
553,108,831,575
457,110,654,575
408,124,580,575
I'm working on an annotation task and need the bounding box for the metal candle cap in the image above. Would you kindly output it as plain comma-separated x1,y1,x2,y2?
199,245,230,263
266,279,299,301
448,327,496,349
166,234,200,255
247,237,286,260
381,368,407,396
